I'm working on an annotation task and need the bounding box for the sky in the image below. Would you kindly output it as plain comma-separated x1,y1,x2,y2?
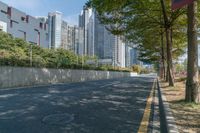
1,0,88,25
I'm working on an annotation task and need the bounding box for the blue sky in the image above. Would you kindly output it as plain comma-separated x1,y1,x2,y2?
1,0,88,25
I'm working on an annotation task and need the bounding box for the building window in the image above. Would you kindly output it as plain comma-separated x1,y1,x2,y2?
18,30,26,41
44,23,47,30
26,15,29,23
21,17,25,22
10,20,13,28
46,33,48,41
35,29,40,46
10,20,18,28
7,7,11,17
39,22,43,29
24,32,26,41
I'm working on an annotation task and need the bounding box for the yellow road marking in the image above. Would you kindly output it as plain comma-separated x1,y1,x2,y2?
137,79,156,133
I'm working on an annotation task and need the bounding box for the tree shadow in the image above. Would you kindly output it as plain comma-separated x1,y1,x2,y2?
0,77,155,133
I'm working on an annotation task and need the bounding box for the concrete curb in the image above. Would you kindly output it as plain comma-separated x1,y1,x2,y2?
152,85,161,133
157,80,179,133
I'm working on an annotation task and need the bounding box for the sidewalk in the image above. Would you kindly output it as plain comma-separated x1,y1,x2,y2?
160,80,200,133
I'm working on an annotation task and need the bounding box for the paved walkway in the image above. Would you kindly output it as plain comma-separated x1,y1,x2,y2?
0,77,157,133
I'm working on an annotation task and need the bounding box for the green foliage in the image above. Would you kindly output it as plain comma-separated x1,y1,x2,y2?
96,65,131,72
89,0,187,64
132,65,142,74
175,63,185,73
0,31,130,72
0,31,80,68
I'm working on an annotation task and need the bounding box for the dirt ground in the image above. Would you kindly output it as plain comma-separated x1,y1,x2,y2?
161,79,200,133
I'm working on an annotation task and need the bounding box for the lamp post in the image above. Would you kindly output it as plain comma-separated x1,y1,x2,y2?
30,44,32,67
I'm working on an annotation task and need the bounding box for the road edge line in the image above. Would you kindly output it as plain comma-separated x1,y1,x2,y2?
137,79,156,133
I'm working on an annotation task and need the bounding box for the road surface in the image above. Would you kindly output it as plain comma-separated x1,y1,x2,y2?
0,76,156,133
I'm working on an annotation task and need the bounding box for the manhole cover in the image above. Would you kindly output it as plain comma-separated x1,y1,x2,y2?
42,113,74,125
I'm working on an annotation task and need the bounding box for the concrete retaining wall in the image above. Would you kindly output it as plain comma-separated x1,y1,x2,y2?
0,66,131,89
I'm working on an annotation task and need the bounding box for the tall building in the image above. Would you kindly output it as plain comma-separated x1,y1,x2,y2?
125,44,143,67
130,48,143,65
79,7,95,55
48,11,62,49
125,45,132,67
0,1,49,47
112,36,126,67
88,11,95,56
74,26,84,55
67,26,75,51
94,13,105,59
61,21,75,50
79,7,128,67
61,20,68,49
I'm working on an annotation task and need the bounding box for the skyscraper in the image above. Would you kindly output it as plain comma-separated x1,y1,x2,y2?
48,11,62,49
112,36,126,67
74,26,84,55
79,6,94,55
61,21,75,51
79,7,128,67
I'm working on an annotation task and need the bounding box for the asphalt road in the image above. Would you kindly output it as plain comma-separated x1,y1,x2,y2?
0,76,156,133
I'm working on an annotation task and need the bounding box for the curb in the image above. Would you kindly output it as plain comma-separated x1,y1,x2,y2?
152,85,161,133
157,80,179,133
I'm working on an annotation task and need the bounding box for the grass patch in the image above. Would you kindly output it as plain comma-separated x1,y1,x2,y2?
171,100,200,109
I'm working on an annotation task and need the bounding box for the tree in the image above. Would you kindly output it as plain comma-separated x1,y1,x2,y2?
89,0,186,86
186,1,200,103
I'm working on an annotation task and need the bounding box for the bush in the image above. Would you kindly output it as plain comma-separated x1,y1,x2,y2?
132,65,142,73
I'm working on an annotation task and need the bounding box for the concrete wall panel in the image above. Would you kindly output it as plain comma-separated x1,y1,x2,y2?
0,67,131,89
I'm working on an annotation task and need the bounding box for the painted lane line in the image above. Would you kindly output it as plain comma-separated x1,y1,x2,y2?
138,79,156,133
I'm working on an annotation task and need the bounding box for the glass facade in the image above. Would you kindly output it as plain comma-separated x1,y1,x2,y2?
48,11,62,49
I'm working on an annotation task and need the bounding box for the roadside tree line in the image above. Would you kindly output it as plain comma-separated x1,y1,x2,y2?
88,0,200,103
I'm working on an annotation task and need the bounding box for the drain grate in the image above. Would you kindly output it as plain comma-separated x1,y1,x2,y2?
42,113,74,126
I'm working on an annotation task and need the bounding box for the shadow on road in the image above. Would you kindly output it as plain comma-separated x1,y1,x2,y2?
0,77,155,133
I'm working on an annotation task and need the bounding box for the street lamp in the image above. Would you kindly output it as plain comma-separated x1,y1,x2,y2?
30,44,32,67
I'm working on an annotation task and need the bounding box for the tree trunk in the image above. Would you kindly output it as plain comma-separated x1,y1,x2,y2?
161,32,166,79
166,62,169,82
160,0,175,86
186,1,200,103
166,28,174,86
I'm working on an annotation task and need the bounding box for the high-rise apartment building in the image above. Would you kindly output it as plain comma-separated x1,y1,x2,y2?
48,11,62,49
61,20,68,49
74,26,84,55
125,46,131,67
112,36,126,67
79,7,128,67
79,7,95,56
61,21,75,50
